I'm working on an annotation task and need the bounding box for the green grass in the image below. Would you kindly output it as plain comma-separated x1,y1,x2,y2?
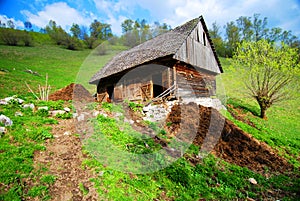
217,57,300,167
0,98,64,200
0,44,125,97
80,102,300,200
0,44,299,200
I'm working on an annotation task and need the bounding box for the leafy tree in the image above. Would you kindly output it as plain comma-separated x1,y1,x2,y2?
24,21,32,31
121,19,134,33
236,16,253,41
209,22,226,57
233,40,300,119
152,21,170,37
83,34,98,49
7,20,15,29
45,20,68,45
224,21,240,57
90,20,112,40
70,23,81,38
253,13,268,41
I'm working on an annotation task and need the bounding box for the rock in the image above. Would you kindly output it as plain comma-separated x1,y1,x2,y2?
77,113,85,121
50,110,66,116
63,131,71,136
73,113,78,118
248,178,257,185
23,103,35,110
4,96,24,104
64,107,71,112
15,111,23,116
0,114,13,126
92,110,100,117
99,171,104,177
124,118,134,125
0,127,6,134
38,106,49,111
0,100,8,105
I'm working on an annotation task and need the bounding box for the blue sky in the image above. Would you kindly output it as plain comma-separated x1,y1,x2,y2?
0,0,300,37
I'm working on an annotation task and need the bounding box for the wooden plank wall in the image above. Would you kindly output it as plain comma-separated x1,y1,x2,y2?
173,23,221,74
175,63,216,98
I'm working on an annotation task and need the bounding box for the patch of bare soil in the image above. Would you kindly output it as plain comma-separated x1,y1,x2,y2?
32,119,98,201
227,104,257,128
49,83,94,102
166,103,293,173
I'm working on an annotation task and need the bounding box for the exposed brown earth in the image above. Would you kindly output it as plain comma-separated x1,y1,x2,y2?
30,119,98,201
166,103,293,173
49,83,94,102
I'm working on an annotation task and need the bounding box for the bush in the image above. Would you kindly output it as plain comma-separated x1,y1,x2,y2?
63,35,83,50
95,42,109,55
0,28,21,45
0,28,34,46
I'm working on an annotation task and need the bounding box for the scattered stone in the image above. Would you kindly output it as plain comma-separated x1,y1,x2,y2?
38,106,49,111
77,114,85,122
92,110,100,117
1,96,24,105
15,111,23,116
99,171,104,177
248,178,257,185
0,127,6,134
73,113,78,118
23,103,35,110
63,131,71,136
0,100,8,105
0,114,13,126
64,107,71,112
124,118,134,125
50,110,66,117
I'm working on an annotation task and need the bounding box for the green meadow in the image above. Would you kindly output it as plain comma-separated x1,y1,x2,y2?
0,44,299,200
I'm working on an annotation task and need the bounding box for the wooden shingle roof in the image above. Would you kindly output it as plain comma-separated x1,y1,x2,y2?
89,16,222,84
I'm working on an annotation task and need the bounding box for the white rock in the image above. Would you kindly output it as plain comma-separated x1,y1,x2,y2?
23,103,35,109
0,114,13,126
248,178,257,185
93,110,100,117
63,131,71,136
4,96,24,104
77,114,85,121
73,113,78,118
38,106,49,111
64,107,71,112
0,127,6,134
0,100,8,105
99,171,104,177
50,110,66,116
15,111,23,116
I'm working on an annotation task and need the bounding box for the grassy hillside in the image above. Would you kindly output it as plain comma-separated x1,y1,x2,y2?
0,44,125,97
218,58,300,167
0,44,299,200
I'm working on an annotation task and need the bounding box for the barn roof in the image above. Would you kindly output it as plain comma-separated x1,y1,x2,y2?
89,16,222,84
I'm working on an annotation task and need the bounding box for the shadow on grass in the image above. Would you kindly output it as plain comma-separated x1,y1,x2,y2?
227,98,260,117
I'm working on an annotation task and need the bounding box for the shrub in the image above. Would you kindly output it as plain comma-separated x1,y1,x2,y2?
0,28,20,46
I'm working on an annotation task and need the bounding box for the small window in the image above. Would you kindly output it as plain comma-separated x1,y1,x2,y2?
196,30,200,42
203,32,206,46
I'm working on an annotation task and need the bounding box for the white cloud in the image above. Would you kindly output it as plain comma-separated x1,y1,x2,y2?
0,15,24,28
21,2,93,31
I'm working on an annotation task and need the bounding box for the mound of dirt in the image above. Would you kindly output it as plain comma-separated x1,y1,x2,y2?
49,83,94,102
166,103,293,173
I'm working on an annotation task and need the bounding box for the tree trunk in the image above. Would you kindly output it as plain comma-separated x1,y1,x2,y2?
260,106,267,119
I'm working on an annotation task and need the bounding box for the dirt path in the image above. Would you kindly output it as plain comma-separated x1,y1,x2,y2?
33,119,98,201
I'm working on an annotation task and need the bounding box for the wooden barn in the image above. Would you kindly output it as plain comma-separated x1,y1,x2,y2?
89,16,223,103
